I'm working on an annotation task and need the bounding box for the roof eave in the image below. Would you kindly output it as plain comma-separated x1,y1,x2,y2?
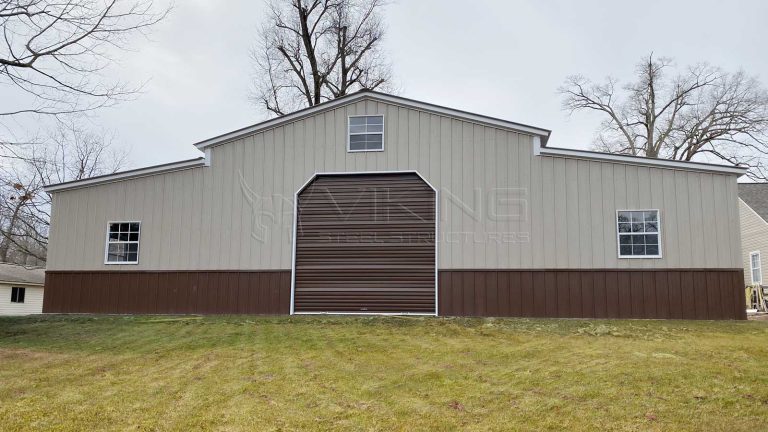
0,279,44,286
44,157,206,193
533,138,748,176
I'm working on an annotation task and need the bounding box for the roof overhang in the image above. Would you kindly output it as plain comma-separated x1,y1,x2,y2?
44,91,748,193
532,136,748,176
192,90,552,151
0,279,44,287
44,157,207,193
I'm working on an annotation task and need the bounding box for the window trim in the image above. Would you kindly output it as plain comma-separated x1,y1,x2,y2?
616,209,662,259
104,220,141,265
10,287,25,304
750,250,762,285
347,115,385,153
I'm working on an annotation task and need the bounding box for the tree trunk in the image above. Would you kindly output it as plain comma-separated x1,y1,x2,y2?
0,201,23,262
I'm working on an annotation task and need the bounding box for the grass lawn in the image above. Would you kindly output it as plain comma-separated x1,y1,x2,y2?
1,316,767,431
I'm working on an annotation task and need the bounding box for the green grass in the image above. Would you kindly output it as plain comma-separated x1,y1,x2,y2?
1,316,767,431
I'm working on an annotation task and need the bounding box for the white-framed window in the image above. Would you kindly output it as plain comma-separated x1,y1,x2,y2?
10,287,25,303
616,210,661,258
105,221,141,264
750,251,762,285
348,115,384,152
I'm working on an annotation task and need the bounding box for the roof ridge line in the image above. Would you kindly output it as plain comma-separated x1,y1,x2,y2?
192,91,552,151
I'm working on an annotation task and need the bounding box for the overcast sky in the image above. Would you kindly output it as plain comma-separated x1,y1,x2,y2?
80,0,768,168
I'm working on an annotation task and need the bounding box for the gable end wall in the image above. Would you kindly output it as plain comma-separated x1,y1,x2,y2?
47,98,742,271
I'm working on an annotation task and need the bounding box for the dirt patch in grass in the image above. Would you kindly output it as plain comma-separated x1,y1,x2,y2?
1,315,767,431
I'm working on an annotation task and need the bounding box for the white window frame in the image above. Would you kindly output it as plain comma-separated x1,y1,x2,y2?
750,251,762,285
104,221,141,265
616,209,662,259
347,115,385,153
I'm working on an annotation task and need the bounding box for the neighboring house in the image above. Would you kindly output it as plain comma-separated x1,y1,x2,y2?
738,183,768,287
0,262,45,316
43,91,748,319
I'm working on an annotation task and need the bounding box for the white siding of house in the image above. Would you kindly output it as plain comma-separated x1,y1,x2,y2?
47,98,742,271
740,199,768,285
0,284,44,315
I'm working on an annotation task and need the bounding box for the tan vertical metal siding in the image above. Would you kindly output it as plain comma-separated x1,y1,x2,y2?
293,173,436,313
47,98,742,271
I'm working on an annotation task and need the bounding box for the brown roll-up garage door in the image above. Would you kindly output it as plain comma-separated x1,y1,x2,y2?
293,173,436,314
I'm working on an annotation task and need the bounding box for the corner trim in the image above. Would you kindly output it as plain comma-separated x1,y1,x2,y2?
532,136,541,156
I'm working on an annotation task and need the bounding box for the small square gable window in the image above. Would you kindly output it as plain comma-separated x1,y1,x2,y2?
348,115,384,152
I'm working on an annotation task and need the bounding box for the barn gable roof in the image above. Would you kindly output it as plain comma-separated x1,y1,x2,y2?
191,90,552,151
44,90,748,193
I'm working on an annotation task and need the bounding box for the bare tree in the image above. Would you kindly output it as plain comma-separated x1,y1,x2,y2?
0,0,163,263
559,54,768,179
0,0,168,148
0,119,126,264
251,0,392,116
